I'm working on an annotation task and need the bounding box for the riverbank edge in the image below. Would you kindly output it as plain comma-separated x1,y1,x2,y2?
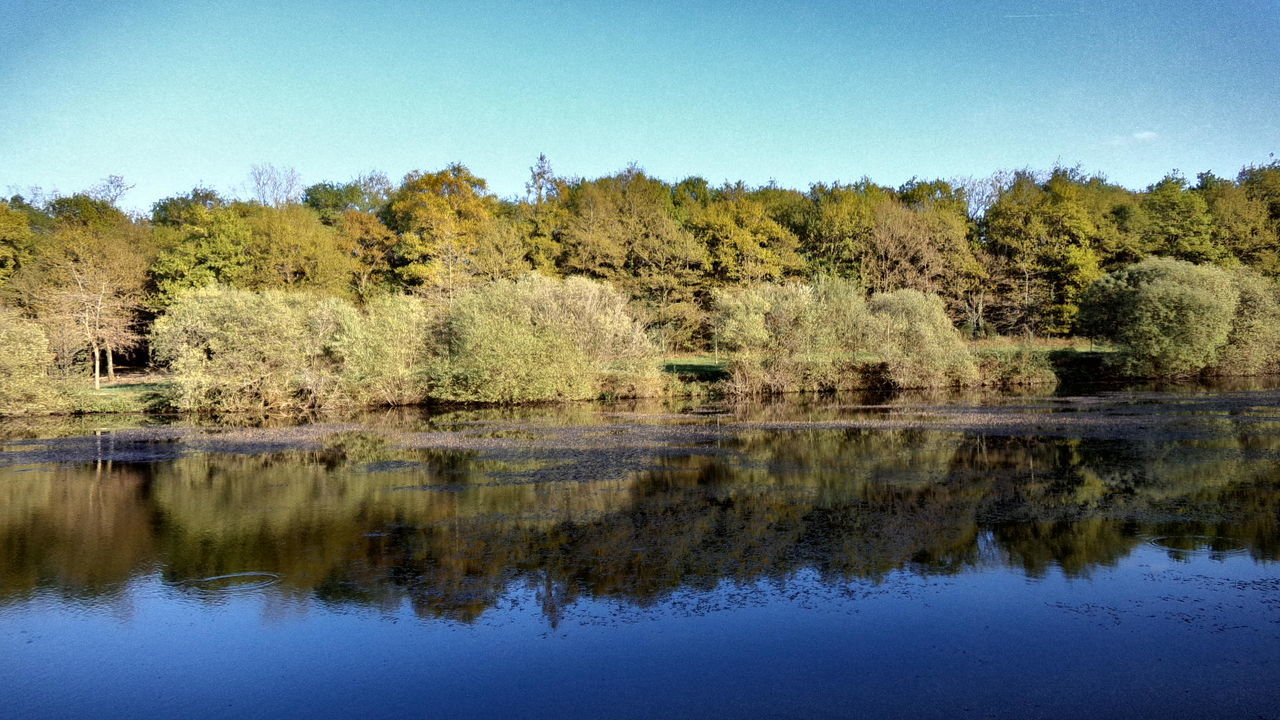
8,347,1280,422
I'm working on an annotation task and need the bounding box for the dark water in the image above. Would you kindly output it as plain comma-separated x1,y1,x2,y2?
2,389,1279,719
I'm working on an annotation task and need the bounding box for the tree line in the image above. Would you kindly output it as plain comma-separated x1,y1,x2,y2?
1,158,1279,411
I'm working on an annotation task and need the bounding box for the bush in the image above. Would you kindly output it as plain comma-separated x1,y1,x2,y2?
712,277,872,394
1210,269,1280,376
151,287,361,412
429,275,660,403
866,289,979,388
1078,258,1238,377
0,306,64,415
973,346,1059,388
712,281,981,393
330,294,439,405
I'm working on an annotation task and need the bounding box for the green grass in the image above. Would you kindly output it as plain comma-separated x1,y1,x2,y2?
66,379,173,414
662,355,729,382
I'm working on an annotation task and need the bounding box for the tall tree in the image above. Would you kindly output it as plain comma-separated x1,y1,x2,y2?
1139,174,1220,263
0,202,35,286
805,181,893,276
248,163,303,207
381,164,503,298
87,175,135,205
150,205,255,305
11,213,152,385
559,168,709,349
518,155,567,271
1237,161,1280,273
303,171,392,223
1196,172,1277,274
151,203,356,304
151,187,226,227
687,188,801,284
243,204,357,294
981,170,1104,334
335,209,399,296
525,154,556,205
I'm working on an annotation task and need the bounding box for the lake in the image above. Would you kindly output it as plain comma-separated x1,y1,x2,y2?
2,385,1279,719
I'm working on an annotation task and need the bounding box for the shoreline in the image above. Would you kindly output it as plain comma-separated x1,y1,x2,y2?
5,385,1279,468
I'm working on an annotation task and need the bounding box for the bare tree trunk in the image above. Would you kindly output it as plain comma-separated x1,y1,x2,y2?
106,343,115,382
92,344,101,391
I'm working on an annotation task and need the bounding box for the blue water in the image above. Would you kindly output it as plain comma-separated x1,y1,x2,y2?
2,394,1279,719
5,553,1277,719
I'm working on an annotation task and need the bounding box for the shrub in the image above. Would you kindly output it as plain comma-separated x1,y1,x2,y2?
1210,269,1280,376
1078,258,1238,377
151,287,360,412
866,289,979,388
330,294,439,406
0,306,64,415
429,275,660,403
973,346,1059,388
712,277,872,394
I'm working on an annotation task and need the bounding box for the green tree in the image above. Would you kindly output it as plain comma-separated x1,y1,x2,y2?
982,170,1105,334
516,155,568,272
303,172,392,223
1078,257,1238,377
1139,174,1221,263
151,187,226,227
381,164,503,298
558,168,709,350
303,181,366,223
46,193,128,229
0,202,35,286
151,203,357,304
1198,170,1280,274
472,218,533,282
1238,161,1280,221
686,188,802,284
747,184,814,246
150,206,256,305
11,215,154,385
804,180,892,276
242,204,357,295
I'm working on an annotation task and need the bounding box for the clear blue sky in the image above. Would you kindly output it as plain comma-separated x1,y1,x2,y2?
1,0,1277,212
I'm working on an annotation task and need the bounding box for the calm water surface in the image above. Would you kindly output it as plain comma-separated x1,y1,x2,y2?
2,388,1279,719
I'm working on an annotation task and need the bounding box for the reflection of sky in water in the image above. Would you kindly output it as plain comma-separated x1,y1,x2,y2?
3,548,1277,719
2,392,1280,718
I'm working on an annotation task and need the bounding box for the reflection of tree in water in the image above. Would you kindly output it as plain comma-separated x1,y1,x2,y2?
2,422,1279,623
0,461,158,603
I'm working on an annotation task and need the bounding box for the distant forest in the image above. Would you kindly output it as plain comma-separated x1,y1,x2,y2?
3,156,1279,369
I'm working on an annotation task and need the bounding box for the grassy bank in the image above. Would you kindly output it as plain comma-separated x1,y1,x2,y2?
64,376,172,414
